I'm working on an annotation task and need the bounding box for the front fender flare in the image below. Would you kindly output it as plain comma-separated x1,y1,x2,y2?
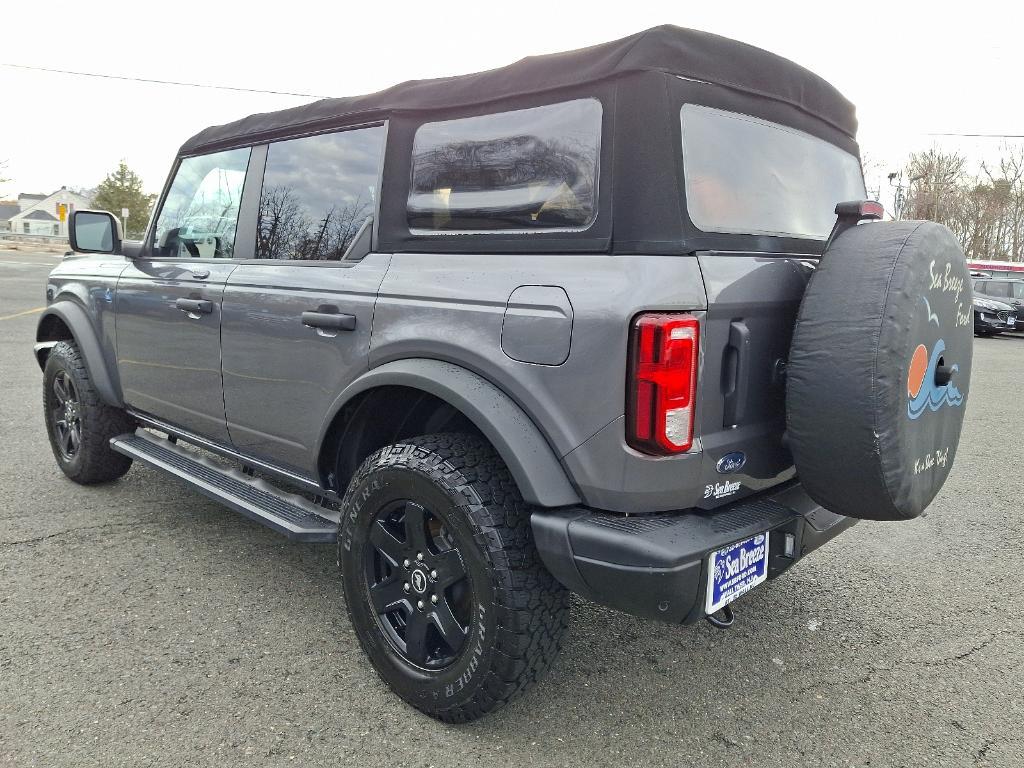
319,359,580,508
35,302,122,407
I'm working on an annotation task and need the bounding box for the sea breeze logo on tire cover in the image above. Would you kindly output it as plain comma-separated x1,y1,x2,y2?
907,294,966,420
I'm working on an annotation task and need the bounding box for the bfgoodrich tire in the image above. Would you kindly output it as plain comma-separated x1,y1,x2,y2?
43,341,136,484
338,433,569,722
787,221,973,521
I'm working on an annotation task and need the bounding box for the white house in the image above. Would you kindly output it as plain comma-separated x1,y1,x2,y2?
4,187,93,237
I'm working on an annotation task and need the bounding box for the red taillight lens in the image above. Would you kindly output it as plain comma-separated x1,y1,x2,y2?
626,313,699,455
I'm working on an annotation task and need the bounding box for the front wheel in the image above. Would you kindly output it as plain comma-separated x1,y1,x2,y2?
43,341,136,483
338,433,569,722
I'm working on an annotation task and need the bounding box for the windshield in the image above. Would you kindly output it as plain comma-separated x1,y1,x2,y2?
681,104,866,240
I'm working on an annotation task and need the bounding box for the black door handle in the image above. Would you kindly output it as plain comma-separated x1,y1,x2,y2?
301,311,356,331
722,320,751,427
175,298,214,315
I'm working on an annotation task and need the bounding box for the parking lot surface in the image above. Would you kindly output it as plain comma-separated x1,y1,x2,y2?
1,249,1022,767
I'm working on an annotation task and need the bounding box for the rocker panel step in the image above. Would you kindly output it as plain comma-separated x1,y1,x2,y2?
110,431,338,542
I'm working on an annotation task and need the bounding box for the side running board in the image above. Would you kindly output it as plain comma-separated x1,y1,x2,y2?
110,430,338,542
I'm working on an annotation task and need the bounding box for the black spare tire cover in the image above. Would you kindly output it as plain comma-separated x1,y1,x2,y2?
787,221,972,521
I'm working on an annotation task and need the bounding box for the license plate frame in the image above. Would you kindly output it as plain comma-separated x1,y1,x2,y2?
705,532,770,614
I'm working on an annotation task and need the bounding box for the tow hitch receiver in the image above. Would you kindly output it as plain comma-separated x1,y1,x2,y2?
706,604,735,629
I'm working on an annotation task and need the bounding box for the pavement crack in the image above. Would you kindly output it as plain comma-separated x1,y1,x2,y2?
974,739,995,763
0,520,145,547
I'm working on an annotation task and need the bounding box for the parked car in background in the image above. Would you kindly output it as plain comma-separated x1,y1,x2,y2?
973,294,1017,336
974,278,1024,332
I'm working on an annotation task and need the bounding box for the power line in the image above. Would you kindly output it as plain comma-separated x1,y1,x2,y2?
0,62,328,99
926,132,1024,138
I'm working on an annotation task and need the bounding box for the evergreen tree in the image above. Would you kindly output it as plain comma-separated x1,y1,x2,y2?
92,161,155,239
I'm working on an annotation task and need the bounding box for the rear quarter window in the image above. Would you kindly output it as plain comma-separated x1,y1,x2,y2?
681,104,866,240
407,99,602,233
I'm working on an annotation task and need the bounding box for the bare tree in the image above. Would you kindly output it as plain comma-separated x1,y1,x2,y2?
896,145,1024,262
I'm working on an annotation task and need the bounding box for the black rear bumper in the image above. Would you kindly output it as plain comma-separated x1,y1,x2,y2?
531,482,856,624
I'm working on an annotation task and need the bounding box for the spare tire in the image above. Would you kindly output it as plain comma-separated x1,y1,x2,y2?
787,221,972,521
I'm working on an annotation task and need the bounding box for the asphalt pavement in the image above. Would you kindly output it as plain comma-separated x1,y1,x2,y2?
1,248,1021,767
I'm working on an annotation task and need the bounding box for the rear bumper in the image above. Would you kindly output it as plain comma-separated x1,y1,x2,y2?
531,481,857,624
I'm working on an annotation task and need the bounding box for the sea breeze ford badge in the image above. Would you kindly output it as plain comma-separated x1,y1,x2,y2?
706,533,770,614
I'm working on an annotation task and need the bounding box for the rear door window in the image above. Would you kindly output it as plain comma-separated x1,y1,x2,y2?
681,104,866,240
407,99,602,233
153,148,251,258
256,125,385,260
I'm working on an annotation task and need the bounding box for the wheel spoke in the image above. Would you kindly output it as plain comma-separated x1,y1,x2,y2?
431,548,467,589
62,428,75,455
368,576,408,616
430,600,467,652
53,374,68,404
368,519,405,565
403,609,430,665
403,502,430,553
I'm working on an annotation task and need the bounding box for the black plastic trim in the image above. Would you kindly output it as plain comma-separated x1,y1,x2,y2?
531,482,856,624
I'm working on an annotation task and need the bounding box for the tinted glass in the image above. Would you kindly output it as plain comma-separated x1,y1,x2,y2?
1010,282,1024,299
408,99,602,233
681,104,866,240
153,148,250,258
984,281,1011,298
256,126,384,260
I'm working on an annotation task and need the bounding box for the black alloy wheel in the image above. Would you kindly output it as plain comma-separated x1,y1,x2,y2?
50,370,82,461
363,498,472,669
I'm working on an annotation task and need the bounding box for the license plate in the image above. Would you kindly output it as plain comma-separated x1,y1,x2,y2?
1009,315,1017,326
705,533,770,614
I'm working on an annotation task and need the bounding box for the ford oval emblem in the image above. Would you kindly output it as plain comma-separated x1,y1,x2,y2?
716,452,746,474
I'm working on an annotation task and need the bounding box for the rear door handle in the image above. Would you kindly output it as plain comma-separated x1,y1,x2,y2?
301,311,356,331
190,269,211,280
175,298,214,315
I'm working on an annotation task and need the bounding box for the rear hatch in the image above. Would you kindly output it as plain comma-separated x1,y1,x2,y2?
677,104,867,508
695,253,813,508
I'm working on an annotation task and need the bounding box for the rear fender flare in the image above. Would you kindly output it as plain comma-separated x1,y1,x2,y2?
319,359,580,508
35,301,122,407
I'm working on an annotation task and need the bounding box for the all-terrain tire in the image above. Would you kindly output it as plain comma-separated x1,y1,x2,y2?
43,341,136,484
338,433,570,722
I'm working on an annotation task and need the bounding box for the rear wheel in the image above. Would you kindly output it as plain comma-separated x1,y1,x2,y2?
338,433,569,722
43,341,136,484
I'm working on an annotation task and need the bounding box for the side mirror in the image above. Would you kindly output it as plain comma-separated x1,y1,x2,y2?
69,210,123,255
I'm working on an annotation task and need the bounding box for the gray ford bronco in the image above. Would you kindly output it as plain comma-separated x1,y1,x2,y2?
36,26,973,721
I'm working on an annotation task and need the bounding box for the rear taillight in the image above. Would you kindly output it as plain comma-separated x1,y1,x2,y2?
626,313,699,455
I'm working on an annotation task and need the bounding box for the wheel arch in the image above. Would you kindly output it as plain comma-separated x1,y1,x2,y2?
317,359,580,508
35,301,122,407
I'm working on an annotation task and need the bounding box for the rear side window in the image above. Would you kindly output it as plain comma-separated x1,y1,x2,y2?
681,104,866,240
983,281,1011,298
256,125,385,260
407,99,602,233
153,148,251,258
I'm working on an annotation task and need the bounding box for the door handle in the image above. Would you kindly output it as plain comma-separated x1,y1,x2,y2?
301,311,356,331
175,298,214,315
190,269,211,280
722,320,751,427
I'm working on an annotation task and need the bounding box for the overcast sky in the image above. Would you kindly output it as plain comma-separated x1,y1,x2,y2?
2,0,1020,216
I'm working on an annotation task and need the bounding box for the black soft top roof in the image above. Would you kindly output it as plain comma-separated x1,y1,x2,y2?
180,25,856,155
